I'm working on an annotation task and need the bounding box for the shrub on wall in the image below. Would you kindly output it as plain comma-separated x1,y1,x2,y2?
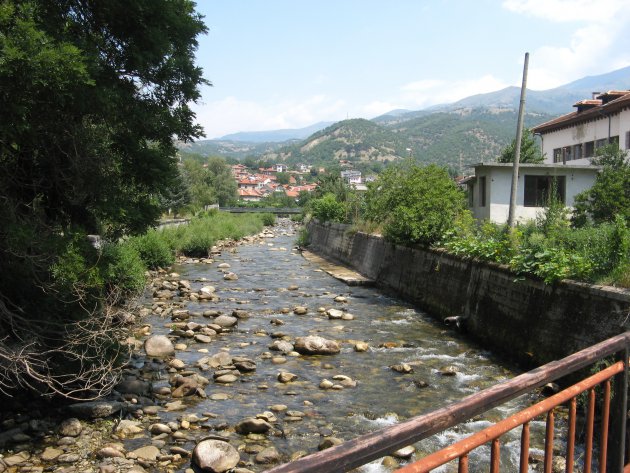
364,163,466,245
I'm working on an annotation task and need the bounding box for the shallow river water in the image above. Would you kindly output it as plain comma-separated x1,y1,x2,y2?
136,221,565,472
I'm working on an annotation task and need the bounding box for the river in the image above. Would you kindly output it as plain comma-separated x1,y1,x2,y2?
132,219,567,472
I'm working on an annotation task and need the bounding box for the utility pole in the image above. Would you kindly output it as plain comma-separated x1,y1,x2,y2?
507,52,529,228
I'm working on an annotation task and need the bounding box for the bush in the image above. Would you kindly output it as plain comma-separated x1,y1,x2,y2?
128,230,175,269
310,193,347,223
100,243,146,296
365,163,465,245
260,213,276,226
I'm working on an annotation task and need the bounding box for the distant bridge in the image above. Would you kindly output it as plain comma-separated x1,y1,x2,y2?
220,207,302,215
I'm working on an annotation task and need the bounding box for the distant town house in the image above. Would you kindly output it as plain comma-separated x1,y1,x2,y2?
532,90,630,164
341,169,362,184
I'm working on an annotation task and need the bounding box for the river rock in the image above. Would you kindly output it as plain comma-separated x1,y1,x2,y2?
132,445,160,461
149,423,172,435
116,377,151,395
65,401,124,419
215,374,238,384
200,286,216,296
255,446,281,464
171,375,199,397
234,359,257,372
214,315,238,328
294,336,340,355
393,445,415,459
145,335,175,357
318,437,344,450
223,272,238,281
192,439,240,473
327,308,345,319
277,371,298,383
391,363,413,374
218,263,231,269
40,447,64,461
269,340,294,353
195,334,214,343
235,418,271,435
58,418,83,437
97,446,126,459
293,306,308,315
115,419,143,437
334,296,347,303
439,365,459,376
354,341,369,352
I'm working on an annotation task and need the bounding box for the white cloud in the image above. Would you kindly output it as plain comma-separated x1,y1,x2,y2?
192,95,346,139
503,0,630,89
502,0,628,22
401,79,444,92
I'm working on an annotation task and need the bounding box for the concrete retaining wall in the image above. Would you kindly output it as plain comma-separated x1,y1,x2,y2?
307,221,630,368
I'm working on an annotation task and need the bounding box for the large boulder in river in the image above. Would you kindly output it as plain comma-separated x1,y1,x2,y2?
294,336,340,355
192,439,240,472
144,335,175,358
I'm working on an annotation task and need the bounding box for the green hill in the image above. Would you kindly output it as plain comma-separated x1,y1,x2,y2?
263,118,412,166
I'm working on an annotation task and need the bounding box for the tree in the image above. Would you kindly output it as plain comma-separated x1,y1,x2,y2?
275,172,290,185
364,163,466,245
0,0,207,398
573,145,630,225
497,129,544,164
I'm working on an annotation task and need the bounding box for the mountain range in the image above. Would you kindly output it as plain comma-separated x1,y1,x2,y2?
181,66,630,171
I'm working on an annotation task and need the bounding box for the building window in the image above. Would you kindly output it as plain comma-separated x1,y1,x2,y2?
611,135,619,146
553,148,562,163
479,176,486,207
596,138,607,149
573,144,582,160
626,131,630,149
468,183,474,207
584,141,595,158
564,147,572,162
524,175,566,207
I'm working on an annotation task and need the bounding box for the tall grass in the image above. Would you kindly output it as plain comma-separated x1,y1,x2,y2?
158,212,267,257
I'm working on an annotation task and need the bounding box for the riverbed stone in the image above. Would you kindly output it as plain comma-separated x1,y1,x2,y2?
214,315,238,328
235,418,271,435
293,306,308,315
194,334,214,344
294,336,340,355
354,341,369,352
318,437,344,450
40,447,64,461
326,308,344,319
392,445,415,459
254,446,281,464
277,371,298,383
223,272,238,281
390,363,413,374
145,335,175,357
65,401,124,419
132,445,160,461
58,418,83,437
115,420,143,437
96,446,126,459
269,340,294,353
439,365,459,376
192,439,240,473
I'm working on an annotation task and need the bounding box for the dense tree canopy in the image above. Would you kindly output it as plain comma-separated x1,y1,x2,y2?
497,129,544,164
573,145,630,225
364,163,466,245
0,0,207,398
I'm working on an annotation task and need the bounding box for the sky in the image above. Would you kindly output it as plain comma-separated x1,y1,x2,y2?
191,0,630,139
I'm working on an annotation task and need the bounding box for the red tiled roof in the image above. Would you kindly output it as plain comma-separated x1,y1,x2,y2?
533,91,630,134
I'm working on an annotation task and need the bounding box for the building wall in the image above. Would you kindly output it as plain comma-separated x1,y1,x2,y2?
469,166,598,224
542,109,630,165
307,221,630,369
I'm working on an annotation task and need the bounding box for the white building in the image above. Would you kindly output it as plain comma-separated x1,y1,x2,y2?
532,90,630,165
466,163,600,224
340,169,362,184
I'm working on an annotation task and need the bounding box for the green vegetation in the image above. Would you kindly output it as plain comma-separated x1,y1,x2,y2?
178,156,238,214
364,163,466,245
0,0,206,398
497,129,544,163
310,193,348,223
573,145,630,225
158,212,268,257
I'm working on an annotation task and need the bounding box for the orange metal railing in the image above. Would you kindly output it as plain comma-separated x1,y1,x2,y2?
395,361,624,473
267,332,629,473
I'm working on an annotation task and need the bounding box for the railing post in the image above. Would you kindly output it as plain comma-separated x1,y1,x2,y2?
608,342,628,473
